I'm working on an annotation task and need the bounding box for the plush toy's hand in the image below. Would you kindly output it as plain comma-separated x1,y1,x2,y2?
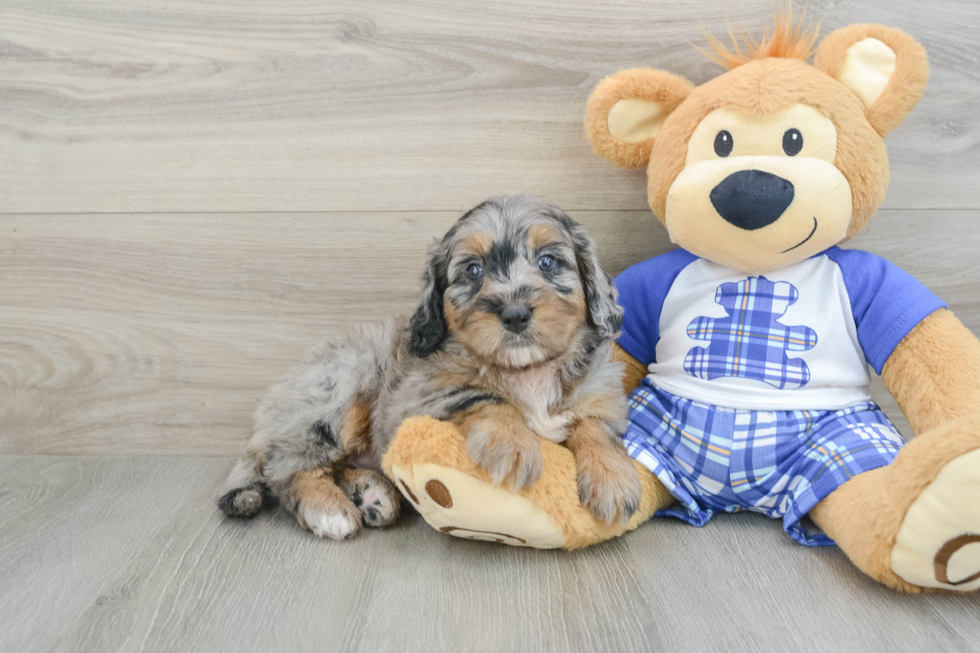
465,417,543,490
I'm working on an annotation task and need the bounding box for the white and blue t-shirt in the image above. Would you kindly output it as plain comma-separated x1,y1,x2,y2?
615,248,946,411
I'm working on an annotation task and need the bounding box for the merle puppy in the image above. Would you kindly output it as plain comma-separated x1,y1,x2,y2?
218,196,641,540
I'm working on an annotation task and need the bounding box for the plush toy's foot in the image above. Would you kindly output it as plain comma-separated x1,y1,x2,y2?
383,416,673,549
811,414,980,592
391,460,569,547
892,445,980,590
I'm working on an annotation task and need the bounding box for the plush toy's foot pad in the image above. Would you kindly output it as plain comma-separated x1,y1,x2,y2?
382,416,670,550
391,463,567,548
892,448,980,591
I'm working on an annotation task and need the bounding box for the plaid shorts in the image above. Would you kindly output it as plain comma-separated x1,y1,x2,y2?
624,379,905,546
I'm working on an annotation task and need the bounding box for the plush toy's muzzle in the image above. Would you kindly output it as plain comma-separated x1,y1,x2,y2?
665,152,852,273
709,169,795,231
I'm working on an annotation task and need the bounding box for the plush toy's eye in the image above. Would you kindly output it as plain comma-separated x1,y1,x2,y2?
466,263,483,281
782,128,803,156
714,130,733,157
537,255,557,273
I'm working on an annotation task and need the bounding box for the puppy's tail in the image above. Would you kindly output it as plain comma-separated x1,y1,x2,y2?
217,455,276,518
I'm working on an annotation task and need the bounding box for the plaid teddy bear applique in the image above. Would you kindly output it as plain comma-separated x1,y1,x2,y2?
683,276,818,389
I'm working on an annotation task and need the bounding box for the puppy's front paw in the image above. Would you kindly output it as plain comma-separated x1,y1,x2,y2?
575,444,642,525
466,420,543,490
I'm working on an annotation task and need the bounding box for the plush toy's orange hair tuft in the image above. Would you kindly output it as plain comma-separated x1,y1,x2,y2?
696,4,822,70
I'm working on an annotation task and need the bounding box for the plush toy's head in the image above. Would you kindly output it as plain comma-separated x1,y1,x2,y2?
585,13,928,274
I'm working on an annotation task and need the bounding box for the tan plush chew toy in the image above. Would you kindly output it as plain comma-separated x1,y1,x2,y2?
385,11,980,592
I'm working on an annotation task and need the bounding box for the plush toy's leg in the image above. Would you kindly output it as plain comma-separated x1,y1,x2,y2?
812,309,980,592
383,416,673,549
810,414,980,592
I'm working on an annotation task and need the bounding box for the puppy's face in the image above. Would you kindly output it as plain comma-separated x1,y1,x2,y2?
408,197,623,368
443,216,586,369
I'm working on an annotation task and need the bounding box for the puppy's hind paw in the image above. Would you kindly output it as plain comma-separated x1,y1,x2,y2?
218,484,274,518
301,504,362,540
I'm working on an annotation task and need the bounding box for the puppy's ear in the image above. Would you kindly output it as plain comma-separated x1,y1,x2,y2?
585,68,694,170
408,242,449,358
568,220,623,340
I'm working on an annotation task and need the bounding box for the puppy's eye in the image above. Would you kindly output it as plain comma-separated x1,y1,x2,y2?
714,130,733,157
465,263,483,281
782,128,803,156
537,255,557,273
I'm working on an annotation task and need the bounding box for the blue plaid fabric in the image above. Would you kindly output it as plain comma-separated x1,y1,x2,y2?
684,276,818,389
624,380,905,546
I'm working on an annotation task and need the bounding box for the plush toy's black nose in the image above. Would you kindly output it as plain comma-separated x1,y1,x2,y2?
500,304,532,334
709,170,795,230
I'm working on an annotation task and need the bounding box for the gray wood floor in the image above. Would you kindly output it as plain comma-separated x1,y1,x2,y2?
3,0,980,650
2,456,979,653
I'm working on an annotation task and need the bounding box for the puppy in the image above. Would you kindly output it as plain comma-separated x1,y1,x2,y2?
218,195,642,540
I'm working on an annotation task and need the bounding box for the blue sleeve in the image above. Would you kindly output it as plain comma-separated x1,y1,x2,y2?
614,249,698,366
826,248,947,374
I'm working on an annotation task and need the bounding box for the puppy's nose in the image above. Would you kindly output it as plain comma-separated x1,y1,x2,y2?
710,169,795,230
499,304,532,334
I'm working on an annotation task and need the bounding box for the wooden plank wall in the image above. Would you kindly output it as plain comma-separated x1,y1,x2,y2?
2,0,978,455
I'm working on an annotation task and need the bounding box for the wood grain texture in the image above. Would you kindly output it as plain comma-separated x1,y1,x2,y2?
1,0,979,214
2,210,977,455
0,455,978,653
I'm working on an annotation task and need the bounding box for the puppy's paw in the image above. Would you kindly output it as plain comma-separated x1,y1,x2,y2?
575,444,642,525
466,420,543,490
218,485,267,518
299,503,362,540
340,469,401,528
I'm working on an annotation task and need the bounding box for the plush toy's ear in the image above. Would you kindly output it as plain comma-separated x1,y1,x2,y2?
815,24,929,137
585,69,694,170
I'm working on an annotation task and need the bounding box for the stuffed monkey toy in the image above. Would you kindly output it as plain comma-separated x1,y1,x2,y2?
384,14,980,593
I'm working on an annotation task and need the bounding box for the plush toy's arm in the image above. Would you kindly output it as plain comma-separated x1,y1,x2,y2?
882,309,980,435
613,343,647,396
